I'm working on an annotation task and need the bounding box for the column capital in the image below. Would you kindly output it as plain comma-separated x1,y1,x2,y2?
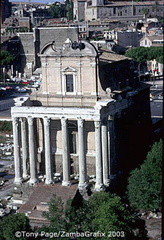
94,120,101,128
61,117,68,126
12,117,19,125
28,116,34,125
20,117,27,123
43,117,51,126
78,118,84,128
108,115,114,121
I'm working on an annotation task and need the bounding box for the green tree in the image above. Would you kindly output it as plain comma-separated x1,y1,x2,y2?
0,213,30,240
65,0,73,20
48,3,61,18
142,8,149,18
125,46,163,63
127,140,162,211
156,55,163,64
88,192,147,240
42,194,67,232
42,192,148,240
125,46,163,76
0,50,14,66
125,47,148,63
0,121,12,132
65,198,92,232
48,1,73,20
147,46,163,61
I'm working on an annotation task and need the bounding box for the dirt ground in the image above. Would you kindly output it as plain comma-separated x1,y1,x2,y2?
144,217,162,240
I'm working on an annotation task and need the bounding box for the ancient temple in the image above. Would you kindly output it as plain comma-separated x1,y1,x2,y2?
11,37,151,191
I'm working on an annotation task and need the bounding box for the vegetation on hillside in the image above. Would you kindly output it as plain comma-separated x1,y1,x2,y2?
40,192,148,240
0,213,30,240
127,140,162,211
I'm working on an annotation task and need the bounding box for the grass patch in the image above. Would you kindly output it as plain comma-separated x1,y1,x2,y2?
0,135,6,143
0,121,12,132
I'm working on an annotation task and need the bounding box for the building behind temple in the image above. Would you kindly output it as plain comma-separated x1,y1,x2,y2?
0,0,11,23
73,0,164,22
11,30,152,192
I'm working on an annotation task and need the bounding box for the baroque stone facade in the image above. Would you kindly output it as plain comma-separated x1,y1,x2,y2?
11,36,152,191
18,27,79,76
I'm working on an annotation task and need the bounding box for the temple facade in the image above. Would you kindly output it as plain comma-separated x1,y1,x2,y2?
11,37,151,191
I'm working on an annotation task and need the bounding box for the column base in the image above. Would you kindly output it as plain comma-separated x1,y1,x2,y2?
104,180,110,187
78,182,88,191
45,179,54,184
62,181,71,186
28,178,38,186
23,174,29,180
94,183,105,191
14,177,23,185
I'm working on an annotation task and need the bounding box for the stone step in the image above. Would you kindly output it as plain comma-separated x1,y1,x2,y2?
19,183,78,224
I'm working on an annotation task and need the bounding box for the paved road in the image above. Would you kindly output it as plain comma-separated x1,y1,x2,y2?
0,179,14,199
151,101,163,117
149,78,163,120
0,93,29,120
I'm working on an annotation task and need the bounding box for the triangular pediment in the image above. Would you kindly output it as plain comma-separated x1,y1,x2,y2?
62,66,77,72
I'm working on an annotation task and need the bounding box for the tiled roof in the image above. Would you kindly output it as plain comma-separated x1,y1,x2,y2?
99,48,130,63
140,34,164,41
104,1,164,6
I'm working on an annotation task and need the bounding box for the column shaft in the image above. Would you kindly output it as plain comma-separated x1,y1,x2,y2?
28,117,37,185
78,118,87,190
61,118,70,186
94,120,103,190
102,124,110,186
108,118,117,183
21,118,28,179
43,117,53,184
12,117,22,184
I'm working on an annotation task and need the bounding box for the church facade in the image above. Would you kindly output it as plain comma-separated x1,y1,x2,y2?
11,36,152,191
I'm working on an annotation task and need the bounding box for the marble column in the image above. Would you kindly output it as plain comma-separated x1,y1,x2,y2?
12,117,22,185
94,120,103,190
101,123,110,186
43,117,53,184
20,118,28,179
78,118,87,190
28,117,38,185
108,117,118,185
61,117,71,186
